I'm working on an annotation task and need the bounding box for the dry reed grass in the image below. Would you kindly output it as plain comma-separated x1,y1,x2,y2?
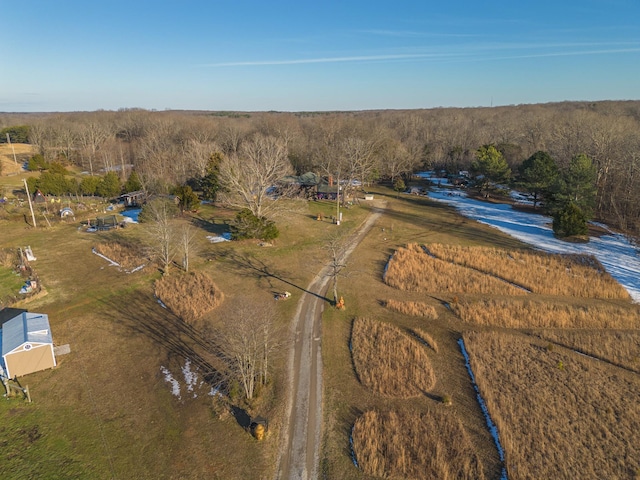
384,243,527,295
426,244,630,300
464,331,640,479
351,317,435,397
352,407,485,479
384,299,438,319
412,328,439,353
154,271,224,323
452,299,639,329
94,241,146,270
536,330,640,373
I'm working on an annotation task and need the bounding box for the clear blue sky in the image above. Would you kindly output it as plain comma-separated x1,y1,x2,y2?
1,0,639,112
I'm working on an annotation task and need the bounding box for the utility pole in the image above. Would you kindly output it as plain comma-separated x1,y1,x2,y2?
6,133,18,165
23,178,37,228
335,176,341,226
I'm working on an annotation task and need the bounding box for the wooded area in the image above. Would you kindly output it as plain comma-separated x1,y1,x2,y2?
1,100,638,235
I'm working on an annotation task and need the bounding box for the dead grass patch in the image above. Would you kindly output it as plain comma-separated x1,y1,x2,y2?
384,243,527,295
411,328,439,353
351,317,435,397
452,298,640,329
154,271,224,323
535,330,640,373
384,298,438,319
352,407,485,479
93,241,147,271
426,244,629,300
464,331,640,479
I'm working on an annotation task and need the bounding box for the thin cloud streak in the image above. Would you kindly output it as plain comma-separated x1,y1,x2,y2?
198,43,640,68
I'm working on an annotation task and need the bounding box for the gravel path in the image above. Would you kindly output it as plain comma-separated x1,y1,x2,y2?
276,202,386,480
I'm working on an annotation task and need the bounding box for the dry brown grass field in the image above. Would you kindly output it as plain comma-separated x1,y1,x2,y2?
351,407,486,479
154,270,224,324
384,243,528,296
464,331,640,480
384,298,438,319
452,298,640,329
351,317,436,397
534,330,640,373
93,240,148,271
426,243,630,299
412,328,439,353
0,143,33,175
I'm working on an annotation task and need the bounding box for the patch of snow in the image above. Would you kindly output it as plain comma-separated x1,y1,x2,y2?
181,359,199,398
160,366,181,399
349,426,359,468
424,180,640,303
458,338,508,480
91,248,120,267
156,297,168,309
206,232,231,243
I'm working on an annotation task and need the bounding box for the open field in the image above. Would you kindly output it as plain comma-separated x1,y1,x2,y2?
0,194,371,479
0,143,33,176
533,330,640,373
425,243,630,299
452,298,640,329
352,407,486,479
384,243,528,296
1,177,638,479
464,331,640,479
351,317,436,398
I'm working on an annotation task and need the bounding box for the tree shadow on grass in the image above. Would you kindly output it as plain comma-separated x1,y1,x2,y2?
217,251,332,304
100,292,228,388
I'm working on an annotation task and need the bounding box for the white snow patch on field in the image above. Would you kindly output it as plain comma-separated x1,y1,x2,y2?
422,179,640,303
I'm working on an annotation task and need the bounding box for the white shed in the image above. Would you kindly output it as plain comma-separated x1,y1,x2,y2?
1,311,56,378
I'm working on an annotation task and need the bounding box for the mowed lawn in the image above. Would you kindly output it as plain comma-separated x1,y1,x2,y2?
0,195,371,479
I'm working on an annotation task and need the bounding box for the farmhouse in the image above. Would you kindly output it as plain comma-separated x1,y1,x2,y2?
0,310,56,378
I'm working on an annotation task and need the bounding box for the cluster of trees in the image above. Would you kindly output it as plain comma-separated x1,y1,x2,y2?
467,145,597,237
1,100,638,235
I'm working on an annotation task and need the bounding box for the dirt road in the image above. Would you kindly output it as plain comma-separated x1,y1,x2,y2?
276,202,385,480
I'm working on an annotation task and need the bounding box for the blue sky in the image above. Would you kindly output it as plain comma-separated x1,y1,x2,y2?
1,0,639,112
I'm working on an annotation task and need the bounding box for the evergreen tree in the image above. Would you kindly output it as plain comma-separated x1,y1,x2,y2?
553,202,588,238
230,209,279,241
172,184,200,213
549,153,597,218
96,171,121,198
200,152,222,201
123,171,143,193
517,151,558,208
470,145,511,196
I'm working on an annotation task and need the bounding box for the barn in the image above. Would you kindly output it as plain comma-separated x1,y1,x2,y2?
1,310,56,378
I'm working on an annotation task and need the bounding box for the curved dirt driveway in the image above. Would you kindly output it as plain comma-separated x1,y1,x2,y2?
276,202,386,480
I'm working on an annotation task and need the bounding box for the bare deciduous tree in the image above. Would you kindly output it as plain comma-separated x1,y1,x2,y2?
144,198,178,273
218,301,280,400
218,133,293,218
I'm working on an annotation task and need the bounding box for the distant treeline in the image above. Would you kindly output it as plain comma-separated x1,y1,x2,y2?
1,101,639,234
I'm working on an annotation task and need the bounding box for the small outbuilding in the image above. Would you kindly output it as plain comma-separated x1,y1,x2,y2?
1,311,56,378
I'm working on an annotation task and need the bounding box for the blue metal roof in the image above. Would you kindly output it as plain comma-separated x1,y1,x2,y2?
1,312,53,357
